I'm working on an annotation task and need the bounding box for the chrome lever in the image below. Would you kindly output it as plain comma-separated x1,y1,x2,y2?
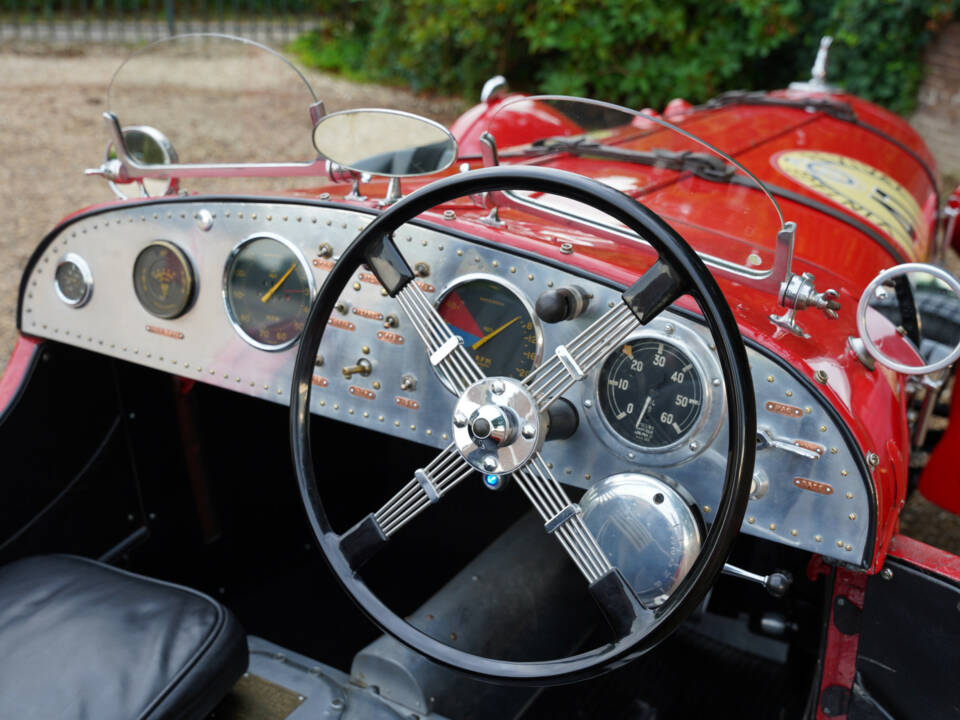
755,428,820,460
722,563,792,597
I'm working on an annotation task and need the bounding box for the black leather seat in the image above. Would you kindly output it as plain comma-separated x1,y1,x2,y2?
0,555,248,719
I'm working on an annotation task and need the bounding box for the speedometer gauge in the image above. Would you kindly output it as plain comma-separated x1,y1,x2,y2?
436,275,541,388
224,234,314,351
598,338,703,449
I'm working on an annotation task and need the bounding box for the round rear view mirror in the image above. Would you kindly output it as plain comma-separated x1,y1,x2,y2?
857,263,960,375
312,109,457,178
106,126,179,198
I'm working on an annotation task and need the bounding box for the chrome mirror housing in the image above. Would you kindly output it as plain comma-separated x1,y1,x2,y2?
105,126,179,199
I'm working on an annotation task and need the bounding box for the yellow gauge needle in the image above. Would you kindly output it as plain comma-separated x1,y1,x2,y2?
472,316,521,350
260,262,298,303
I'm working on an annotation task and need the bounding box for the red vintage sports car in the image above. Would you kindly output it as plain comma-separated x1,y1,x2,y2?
1,33,959,720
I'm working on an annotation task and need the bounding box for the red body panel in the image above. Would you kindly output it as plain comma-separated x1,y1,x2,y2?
815,567,869,720
0,335,41,419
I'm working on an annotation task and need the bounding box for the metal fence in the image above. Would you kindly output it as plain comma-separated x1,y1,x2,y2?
0,0,318,44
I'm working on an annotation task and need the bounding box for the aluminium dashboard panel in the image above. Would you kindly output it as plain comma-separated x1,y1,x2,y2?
21,198,870,564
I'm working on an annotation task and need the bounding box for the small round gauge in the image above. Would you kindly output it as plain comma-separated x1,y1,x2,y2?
54,253,93,307
133,241,195,319
598,337,704,449
224,235,314,351
436,276,541,386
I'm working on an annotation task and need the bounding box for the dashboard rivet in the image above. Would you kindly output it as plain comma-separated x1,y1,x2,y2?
209,369,215,375
627,452,636,460
453,413,468,428
333,403,339,410
492,260,499,267
703,505,711,513
251,214,257,220
521,423,537,439
836,540,844,548
438,245,444,251
457,250,463,256
608,301,615,308
238,212,244,219
747,517,755,524
841,470,848,477
845,491,854,499
560,243,574,254
381,288,388,297
378,415,384,421
845,544,853,552
547,462,554,469
315,355,324,367
509,266,517,274
282,216,288,222
421,239,428,247
831,447,839,454
785,390,793,397
528,274,534,281
266,215,273,221
866,452,880,467
547,280,554,287
319,400,326,406
805,406,813,414
564,468,572,475
425,428,431,435
373,381,381,390
583,399,593,409
689,441,699,451
769,523,777,531
712,378,721,387
348,409,354,414
491,380,505,395
766,375,775,383
362,346,370,354
820,425,827,432
352,282,361,291
815,535,823,543
194,209,214,231
791,529,798,536
183,362,189,368
482,455,498,471
442,433,448,440
848,513,856,520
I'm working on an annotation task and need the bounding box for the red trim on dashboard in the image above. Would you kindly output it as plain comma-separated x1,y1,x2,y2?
816,567,868,720
888,534,960,582
0,335,41,417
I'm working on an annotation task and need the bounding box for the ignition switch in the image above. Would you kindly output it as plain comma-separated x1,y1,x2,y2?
535,285,591,323
342,358,372,379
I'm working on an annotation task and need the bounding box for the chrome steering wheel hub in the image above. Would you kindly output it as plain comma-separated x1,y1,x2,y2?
452,377,542,474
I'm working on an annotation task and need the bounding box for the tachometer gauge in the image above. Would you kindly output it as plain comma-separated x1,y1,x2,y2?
54,253,93,307
224,234,314,351
598,337,704,449
436,275,541,389
133,241,195,319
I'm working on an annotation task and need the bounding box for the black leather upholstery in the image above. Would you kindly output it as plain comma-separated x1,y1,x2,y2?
0,555,248,720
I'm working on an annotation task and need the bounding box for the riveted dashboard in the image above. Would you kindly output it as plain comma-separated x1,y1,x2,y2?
21,198,872,565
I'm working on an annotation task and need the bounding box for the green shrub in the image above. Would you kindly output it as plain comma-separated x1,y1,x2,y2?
294,0,958,115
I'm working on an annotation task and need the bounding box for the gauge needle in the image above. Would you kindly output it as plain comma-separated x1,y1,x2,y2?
471,315,521,350
636,396,653,428
260,262,298,303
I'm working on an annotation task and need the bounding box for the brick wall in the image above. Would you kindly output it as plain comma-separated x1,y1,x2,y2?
911,21,960,184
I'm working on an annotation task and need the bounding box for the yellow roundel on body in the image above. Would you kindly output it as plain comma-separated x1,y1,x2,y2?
775,150,921,260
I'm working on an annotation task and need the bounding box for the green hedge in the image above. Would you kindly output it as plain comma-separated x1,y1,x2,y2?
292,0,959,115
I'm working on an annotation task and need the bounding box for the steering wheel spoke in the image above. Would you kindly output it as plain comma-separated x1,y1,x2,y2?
339,444,474,569
524,258,686,410
395,282,484,394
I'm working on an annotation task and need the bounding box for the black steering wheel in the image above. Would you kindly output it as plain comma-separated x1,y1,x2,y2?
291,166,756,683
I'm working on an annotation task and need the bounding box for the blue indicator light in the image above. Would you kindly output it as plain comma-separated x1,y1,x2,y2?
484,474,501,489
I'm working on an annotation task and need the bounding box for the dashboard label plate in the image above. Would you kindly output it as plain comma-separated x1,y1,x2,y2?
377,330,405,345
794,477,834,495
395,396,420,410
765,400,804,418
348,386,376,400
328,318,356,332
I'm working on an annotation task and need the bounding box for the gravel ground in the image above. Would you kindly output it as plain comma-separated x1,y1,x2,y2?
1,41,959,556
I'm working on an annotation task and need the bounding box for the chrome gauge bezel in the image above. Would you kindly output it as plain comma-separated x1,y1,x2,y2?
54,252,94,308
132,239,197,320
432,272,544,394
582,317,725,467
222,232,317,352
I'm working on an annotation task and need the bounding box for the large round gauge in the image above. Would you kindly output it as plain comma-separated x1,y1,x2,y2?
133,241,195,319
224,234,314,351
436,276,541,386
598,337,704,449
55,253,93,307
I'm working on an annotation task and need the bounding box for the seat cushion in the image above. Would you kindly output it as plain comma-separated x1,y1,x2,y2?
0,554,247,720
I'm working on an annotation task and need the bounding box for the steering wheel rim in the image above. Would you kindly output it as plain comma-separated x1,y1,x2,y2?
291,166,756,683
